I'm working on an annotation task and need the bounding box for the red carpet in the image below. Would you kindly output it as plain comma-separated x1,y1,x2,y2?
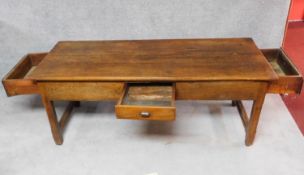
283,21,304,135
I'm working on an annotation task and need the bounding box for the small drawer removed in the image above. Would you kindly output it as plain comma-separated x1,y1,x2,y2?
2,53,47,96
115,83,176,121
261,49,303,94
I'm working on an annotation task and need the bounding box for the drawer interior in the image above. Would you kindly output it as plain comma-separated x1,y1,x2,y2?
261,49,303,94
2,52,47,96
5,53,46,80
116,83,176,121
121,83,174,106
262,49,299,76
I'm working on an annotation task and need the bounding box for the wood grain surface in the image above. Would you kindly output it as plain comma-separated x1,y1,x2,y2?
27,38,277,81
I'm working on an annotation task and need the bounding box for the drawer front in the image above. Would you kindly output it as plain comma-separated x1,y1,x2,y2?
38,82,124,100
2,53,47,96
176,81,266,100
116,106,175,121
115,83,176,121
268,76,303,94
261,49,303,94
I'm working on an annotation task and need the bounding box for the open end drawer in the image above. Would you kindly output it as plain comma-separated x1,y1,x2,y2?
2,52,48,96
261,49,303,94
115,83,176,121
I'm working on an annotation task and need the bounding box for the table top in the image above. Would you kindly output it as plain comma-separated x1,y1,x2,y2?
27,38,277,82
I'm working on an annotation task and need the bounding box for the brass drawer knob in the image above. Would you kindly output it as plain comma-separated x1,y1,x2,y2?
140,112,150,118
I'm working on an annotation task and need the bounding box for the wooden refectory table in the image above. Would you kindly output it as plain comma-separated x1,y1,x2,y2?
2,38,303,146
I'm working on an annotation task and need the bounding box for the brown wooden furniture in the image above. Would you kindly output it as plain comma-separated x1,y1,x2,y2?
2,38,303,146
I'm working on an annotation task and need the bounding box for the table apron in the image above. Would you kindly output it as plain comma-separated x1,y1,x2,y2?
38,81,269,101
176,81,268,100
38,82,124,101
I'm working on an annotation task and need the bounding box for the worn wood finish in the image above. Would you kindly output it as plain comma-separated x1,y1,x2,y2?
2,53,47,96
176,81,263,100
38,82,124,101
115,83,176,121
262,49,303,94
27,38,277,82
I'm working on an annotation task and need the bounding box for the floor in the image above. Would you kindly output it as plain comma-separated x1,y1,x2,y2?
283,21,304,135
1,87,304,175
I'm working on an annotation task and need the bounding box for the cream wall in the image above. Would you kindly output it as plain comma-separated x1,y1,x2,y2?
0,0,290,79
